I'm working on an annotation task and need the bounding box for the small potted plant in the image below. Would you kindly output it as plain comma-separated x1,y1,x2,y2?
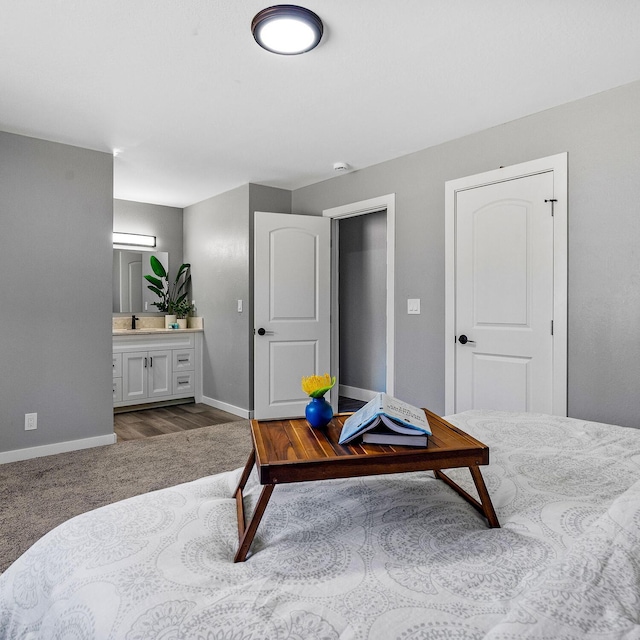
173,298,193,329
301,373,336,428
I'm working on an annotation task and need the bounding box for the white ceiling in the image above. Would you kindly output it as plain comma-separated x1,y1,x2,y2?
2,1,640,208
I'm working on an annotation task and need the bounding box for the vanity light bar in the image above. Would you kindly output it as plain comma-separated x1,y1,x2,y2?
113,232,156,248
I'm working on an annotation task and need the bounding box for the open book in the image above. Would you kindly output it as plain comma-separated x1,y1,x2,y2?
338,393,431,445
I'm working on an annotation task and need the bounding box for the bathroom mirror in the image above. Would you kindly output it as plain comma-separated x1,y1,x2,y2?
112,250,169,313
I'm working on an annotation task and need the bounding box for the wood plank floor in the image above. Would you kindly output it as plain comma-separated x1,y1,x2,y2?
113,403,240,441
113,397,367,442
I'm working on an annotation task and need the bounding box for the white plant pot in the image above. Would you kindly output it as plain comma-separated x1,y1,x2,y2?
177,318,187,329
187,316,204,329
164,314,177,329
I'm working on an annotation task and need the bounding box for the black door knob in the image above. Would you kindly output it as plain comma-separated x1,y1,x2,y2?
257,328,266,336
459,334,469,344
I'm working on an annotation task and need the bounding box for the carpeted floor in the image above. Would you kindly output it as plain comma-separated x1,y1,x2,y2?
0,420,252,574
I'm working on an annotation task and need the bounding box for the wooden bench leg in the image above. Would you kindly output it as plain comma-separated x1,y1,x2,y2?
234,448,276,562
434,467,500,528
235,448,256,498
234,484,274,562
468,465,500,528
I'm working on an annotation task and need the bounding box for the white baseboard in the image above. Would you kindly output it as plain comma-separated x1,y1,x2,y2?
201,395,252,420
339,385,378,403
0,433,118,465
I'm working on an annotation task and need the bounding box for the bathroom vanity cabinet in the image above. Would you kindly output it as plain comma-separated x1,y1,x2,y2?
113,330,202,408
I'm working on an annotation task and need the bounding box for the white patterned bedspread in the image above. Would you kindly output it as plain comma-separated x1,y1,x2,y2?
2,410,640,639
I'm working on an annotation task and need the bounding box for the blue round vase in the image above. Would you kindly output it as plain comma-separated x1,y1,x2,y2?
305,396,333,428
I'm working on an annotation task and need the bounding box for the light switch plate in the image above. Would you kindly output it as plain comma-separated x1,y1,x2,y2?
407,298,421,314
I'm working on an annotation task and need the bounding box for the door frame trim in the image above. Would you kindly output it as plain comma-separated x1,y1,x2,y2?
444,153,567,415
323,194,396,407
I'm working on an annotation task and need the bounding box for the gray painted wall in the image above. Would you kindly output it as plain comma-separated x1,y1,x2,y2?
292,80,640,428
0,132,113,454
184,185,251,410
183,183,291,412
339,210,387,393
113,199,183,315
6,78,635,443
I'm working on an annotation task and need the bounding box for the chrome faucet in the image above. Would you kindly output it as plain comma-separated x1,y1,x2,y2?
132,315,139,330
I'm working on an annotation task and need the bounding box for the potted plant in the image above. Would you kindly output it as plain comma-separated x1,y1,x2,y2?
144,256,191,326
173,298,193,329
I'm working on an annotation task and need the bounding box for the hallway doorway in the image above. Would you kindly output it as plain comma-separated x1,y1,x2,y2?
323,194,396,412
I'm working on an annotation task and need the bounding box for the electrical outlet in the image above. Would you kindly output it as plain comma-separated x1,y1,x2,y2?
25,412,37,430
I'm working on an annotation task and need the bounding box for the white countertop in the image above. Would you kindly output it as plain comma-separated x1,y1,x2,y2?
113,328,203,336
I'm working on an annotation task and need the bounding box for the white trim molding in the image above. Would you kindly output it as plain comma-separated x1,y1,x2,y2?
323,194,396,404
201,395,252,419
0,433,117,465
444,153,568,416
339,385,378,403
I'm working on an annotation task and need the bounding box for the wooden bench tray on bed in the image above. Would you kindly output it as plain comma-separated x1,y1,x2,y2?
234,409,499,562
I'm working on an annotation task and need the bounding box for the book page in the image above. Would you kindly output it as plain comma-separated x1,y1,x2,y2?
380,394,430,432
379,414,424,434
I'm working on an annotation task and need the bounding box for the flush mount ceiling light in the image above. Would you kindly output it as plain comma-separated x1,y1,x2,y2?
251,5,323,55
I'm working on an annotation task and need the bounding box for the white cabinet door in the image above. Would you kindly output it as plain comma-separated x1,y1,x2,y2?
148,350,172,398
112,353,122,378
112,378,123,403
123,351,148,403
123,350,172,401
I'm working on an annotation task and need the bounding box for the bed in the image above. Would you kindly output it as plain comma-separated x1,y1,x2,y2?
1,410,639,639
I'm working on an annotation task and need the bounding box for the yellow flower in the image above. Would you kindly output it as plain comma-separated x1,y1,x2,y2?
301,373,336,398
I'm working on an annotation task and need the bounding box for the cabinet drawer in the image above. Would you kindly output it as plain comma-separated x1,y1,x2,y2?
112,353,122,378
113,377,123,403
173,371,195,395
173,348,195,371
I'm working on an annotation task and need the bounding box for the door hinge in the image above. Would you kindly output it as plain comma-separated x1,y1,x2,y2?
545,198,557,216
551,320,554,336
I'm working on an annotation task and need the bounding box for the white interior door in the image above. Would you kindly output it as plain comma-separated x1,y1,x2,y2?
254,212,331,419
445,154,567,416
455,172,554,412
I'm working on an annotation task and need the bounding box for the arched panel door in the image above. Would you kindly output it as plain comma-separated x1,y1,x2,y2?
254,212,331,419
